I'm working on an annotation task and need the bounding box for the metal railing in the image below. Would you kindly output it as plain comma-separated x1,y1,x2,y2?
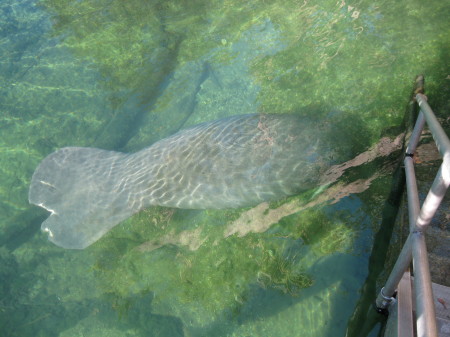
375,89,450,337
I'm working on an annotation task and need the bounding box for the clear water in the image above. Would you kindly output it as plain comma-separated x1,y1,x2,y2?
0,0,448,336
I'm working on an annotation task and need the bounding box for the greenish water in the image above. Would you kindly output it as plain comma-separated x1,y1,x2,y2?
0,0,448,336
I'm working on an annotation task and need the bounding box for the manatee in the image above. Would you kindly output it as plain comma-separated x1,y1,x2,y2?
29,113,352,249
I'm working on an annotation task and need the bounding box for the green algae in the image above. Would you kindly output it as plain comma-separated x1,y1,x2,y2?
88,206,316,325
283,209,355,255
1,0,449,335
85,187,362,327
256,249,314,295
41,0,166,90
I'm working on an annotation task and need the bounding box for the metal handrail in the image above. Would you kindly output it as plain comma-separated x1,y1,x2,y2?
375,93,450,337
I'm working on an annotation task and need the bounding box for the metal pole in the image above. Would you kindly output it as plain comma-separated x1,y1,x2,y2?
375,234,412,309
414,94,450,230
404,157,420,231
404,154,438,336
416,93,450,157
415,162,450,230
376,234,412,311
405,111,425,155
412,231,438,337
375,155,421,309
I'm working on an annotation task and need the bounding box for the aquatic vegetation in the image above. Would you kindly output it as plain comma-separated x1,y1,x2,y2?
38,0,445,146
0,0,448,335
42,0,168,91
287,209,355,255
88,205,318,324
0,247,19,302
313,222,355,255
257,250,313,295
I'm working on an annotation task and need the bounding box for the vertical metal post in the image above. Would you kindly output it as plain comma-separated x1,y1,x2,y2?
412,231,437,337
396,271,414,337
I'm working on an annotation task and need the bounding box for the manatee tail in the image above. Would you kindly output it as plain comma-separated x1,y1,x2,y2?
29,147,131,249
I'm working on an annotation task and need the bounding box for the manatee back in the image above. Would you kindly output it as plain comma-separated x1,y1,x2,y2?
143,113,338,209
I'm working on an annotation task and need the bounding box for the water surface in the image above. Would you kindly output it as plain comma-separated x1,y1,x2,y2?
0,0,448,336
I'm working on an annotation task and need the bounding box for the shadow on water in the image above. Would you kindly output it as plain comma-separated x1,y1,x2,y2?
0,245,93,337
0,207,48,251
106,292,185,337
344,162,405,337
0,244,184,337
92,32,184,151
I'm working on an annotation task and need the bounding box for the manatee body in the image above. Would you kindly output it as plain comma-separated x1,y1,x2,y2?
29,113,346,249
